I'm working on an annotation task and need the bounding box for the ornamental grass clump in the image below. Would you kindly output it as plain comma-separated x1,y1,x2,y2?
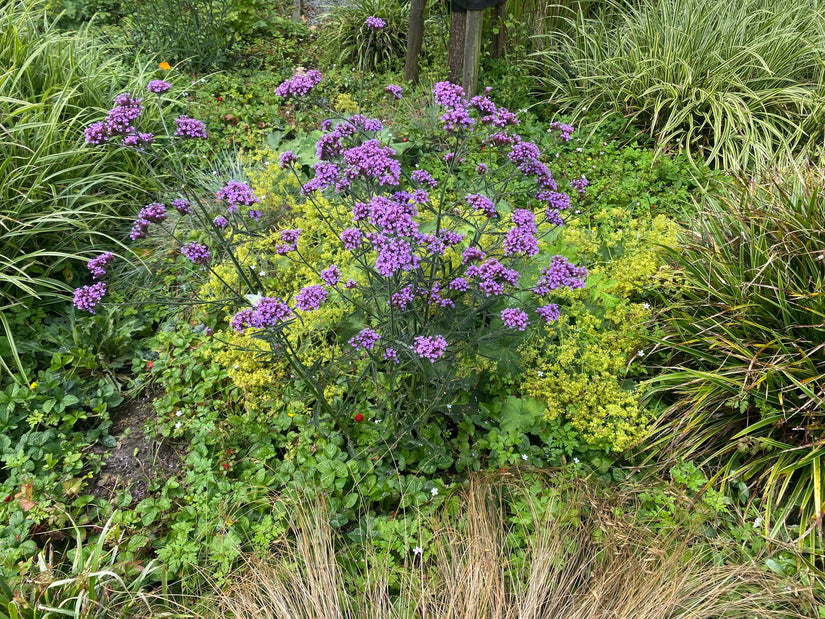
76,48,591,436
536,0,825,171
645,174,825,557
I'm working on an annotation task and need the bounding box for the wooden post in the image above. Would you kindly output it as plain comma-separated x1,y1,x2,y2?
404,0,427,84
292,0,301,22
492,1,506,59
462,9,484,96
447,9,466,85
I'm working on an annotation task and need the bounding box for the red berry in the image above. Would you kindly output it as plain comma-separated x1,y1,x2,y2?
354,413,364,423
146,361,153,370
222,463,229,470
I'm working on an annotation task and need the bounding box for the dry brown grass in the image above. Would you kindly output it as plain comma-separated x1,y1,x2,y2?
194,474,819,619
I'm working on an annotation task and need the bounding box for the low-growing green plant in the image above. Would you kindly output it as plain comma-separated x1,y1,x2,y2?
645,174,825,558
536,0,825,171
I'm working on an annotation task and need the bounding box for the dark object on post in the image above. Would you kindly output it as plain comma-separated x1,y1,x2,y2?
404,0,427,83
453,0,505,9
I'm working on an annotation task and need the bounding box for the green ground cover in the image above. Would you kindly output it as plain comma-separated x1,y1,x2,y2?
0,0,823,616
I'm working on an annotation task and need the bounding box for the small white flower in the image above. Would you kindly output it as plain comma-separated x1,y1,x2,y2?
581,107,587,111
259,270,266,276
446,404,452,409
430,487,438,497
753,517,763,528
576,147,583,152
643,303,651,310
413,546,423,556
175,421,182,429
175,410,183,417
573,457,580,464
637,350,645,357
521,454,528,461
537,370,544,377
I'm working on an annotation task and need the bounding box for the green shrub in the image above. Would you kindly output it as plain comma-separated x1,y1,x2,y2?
536,0,825,172
324,0,411,72
645,174,825,557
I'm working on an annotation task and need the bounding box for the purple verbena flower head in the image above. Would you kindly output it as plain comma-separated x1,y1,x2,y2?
248,209,262,221
449,277,469,292
129,218,150,240
340,227,363,251
294,284,328,311
217,180,260,211
122,132,154,149
173,115,207,139
368,195,418,236
440,230,465,246
385,84,403,99
84,121,109,145
105,94,143,135
348,114,383,132
146,80,172,93
476,163,488,175
301,161,340,194
531,255,588,295
441,107,475,132
466,258,520,296
213,216,229,229
139,202,167,223
365,16,386,30
342,139,400,185
321,264,341,286
373,235,419,276
279,150,297,168
413,335,447,362
384,347,399,363
390,285,415,309
570,175,589,196
537,191,571,211
181,242,211,265
536,303,560,323
411,168,437,188
462,246,485,264
349,327,380,350
275,69,322,98
73,282,107,313
433,81,465,108
549,121,574,142
232,297,293,331
172,198,191,215
87,252,115,280
501,308,529,331
275,228,301,254
466,193,496,218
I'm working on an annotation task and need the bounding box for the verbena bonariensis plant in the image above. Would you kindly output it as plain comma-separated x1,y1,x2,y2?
75,58,590,436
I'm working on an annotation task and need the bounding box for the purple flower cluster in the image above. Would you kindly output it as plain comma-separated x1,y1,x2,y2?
503,209,539,257
509,140,556,190
342,139,401,186
466,193,496,218
172,198,191,215
173,115,207,139
476,163,488,175
181,242,211,265
121,132,154,149
146,80,172,93
275,69,322,98
217,180,260,212
87,252,115,279
372,235,419,277
465,259,520,296
501,308,529,331
130,219,150,240
349,327,380,350
390,285,414,309
231,297,293,332
213,216,229,229
384,348,399,363
84,93,143,144
549,121,574,142
536,303,560,323
385,84,403,99
294,284,328,311
413,335,448,362
365,16,386,30
570,175,589,196
275,228,301,254
279,150,297,168
321,264,341,286
340,227,363,250
531,255,588,295
73,282,107,314
139,202,167,223
411,168,437,188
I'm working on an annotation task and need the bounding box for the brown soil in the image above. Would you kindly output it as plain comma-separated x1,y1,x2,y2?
89,393,182,504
